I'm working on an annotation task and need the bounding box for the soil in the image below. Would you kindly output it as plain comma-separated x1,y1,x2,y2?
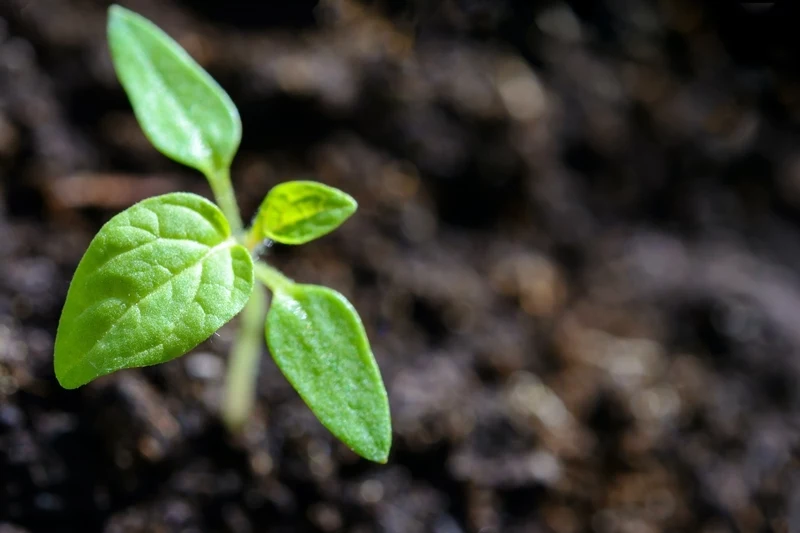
1,0,800,532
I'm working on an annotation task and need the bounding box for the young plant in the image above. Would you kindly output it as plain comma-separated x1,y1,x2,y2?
53,5,391,463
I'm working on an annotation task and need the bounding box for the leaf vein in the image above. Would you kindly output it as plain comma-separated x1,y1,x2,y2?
60,239,237,382
121,22,210,170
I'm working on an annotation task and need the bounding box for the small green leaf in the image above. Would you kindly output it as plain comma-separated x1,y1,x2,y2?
254,181,357,245
54,192,254,389
107,5,241,176
266,284,391,462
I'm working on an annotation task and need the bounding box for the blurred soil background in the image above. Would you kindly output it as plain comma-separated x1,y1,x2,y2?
1,0,800,531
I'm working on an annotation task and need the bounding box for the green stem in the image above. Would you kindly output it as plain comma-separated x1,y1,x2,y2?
254,261,294,292
208,166,266,430
244,227,262,252
207,167,243,233
222,282,268,430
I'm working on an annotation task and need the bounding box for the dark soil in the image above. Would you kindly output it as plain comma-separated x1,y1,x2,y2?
2,0,800,531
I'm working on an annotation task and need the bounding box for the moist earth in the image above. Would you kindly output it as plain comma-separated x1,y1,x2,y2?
1,1,799,532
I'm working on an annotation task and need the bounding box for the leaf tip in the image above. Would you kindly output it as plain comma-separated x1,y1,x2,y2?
53,359,84,390
357,438,391,464
108,4,133,24
350,406,392,464
367,423,392,464
55,376,81,391
107,4,137,42
343,194,358,217
373,448,390,464
326,183,357,219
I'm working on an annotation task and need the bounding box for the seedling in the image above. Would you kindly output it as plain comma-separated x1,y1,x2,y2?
53,6,391,463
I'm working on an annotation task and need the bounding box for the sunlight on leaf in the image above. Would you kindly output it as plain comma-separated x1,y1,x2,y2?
253,181,357,245
54,192,253,389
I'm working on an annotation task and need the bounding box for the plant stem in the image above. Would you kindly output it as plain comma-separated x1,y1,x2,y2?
205,166,293,429
254,261,294,292
244,227,263,252
222,282,268,430
208,167,243,233
208,165,268,430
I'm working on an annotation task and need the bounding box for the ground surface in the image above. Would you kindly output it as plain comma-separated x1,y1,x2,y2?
1,0,800,532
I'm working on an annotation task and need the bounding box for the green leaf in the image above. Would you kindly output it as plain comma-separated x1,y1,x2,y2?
107,5,241,176
253,181,357,245
54,192,254,389
266,284,391,462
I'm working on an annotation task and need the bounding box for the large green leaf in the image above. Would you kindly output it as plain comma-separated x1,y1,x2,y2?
54,192,253,389
266,284,391,463
107,5,241,176
253,181,357,245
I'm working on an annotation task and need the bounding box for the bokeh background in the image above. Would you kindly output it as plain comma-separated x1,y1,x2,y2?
2,0,800,531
